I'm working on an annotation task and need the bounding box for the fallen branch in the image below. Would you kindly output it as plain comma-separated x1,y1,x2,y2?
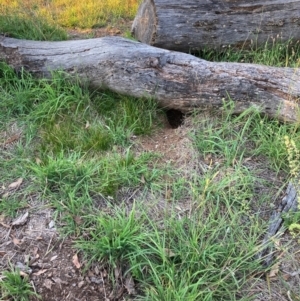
0,35,300,122
258,183,298,266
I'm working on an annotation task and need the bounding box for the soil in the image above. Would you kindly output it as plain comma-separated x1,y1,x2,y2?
1,25,300,301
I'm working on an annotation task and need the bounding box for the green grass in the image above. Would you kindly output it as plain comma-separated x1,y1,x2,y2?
0,193,28,217
29,150,162,198
76,205,147,266
1,60,299,300
74,199,267,301
1,8,300,300
193,104,300,173
0,268,41,301
138,211,263,301
0,65,161,152
197,39,300,68
0,9,67,40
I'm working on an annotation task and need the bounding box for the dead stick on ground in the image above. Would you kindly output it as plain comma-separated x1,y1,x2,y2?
258,183,298,266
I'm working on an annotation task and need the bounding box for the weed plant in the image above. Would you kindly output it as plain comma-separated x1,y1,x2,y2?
282,136,300,236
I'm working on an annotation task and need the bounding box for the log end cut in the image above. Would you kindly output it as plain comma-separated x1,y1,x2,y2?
131,0,156,45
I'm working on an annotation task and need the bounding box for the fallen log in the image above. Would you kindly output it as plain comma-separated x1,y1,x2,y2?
0,35,300,122
132,0,300,52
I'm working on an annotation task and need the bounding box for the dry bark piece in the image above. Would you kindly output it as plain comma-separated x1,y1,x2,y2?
78,280,85,288
48,220,55,229
43,279,53,290
50,255,58,261
132,0,300,52
124,272,136,295
0,35,299,122
12,236,22,246
12,211,29,226
33,269,48,276
72,253,81,269
8,178,23,190
2,133,21,146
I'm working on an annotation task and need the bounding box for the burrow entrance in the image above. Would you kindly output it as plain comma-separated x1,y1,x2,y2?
165,109,185,129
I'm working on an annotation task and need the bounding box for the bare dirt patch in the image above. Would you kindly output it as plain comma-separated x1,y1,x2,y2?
0,198,135,301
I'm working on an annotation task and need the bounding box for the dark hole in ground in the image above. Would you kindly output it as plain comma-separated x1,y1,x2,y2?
165,109,185,128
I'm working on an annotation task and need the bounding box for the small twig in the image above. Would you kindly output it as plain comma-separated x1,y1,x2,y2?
101,271,109,301
282,269,300,277
30,280,38,296
44,233,55,257
4,226,13,241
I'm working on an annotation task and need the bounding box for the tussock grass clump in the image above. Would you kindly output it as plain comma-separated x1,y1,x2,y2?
28,150,164,236
0,267,41,300
0,63,42,123
29,150,161,199
76,205,146,266
0,64,161,154
193,104,300,173
74,201,266,301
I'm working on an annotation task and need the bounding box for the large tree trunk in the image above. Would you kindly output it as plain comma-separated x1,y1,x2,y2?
0,35,299,122
132,0,300,52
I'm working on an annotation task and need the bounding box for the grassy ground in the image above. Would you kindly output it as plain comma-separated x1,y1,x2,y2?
0,0,139,40
0,0,139,28
1,1,300,301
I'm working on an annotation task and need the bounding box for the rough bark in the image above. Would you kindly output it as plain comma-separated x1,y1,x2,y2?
0,35,300,122
132,0,300,52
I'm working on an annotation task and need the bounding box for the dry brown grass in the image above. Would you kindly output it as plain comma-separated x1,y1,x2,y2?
0,0,140,28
